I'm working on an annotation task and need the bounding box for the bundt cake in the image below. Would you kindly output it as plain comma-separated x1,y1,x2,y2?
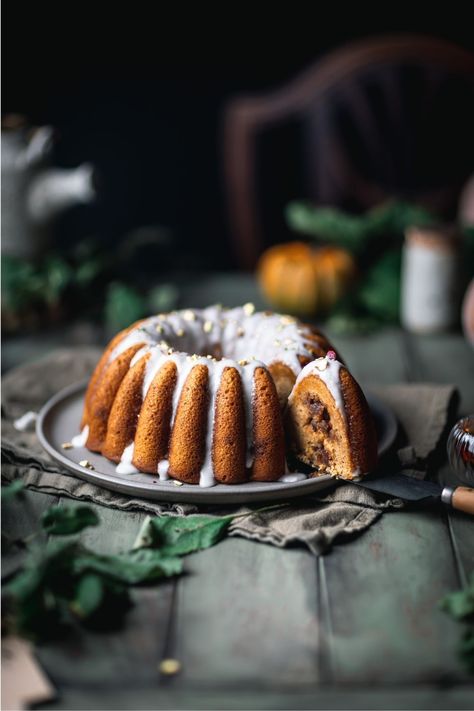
76,304,377,486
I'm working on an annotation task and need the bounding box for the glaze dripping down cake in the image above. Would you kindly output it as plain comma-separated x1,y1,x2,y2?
77,305,377,486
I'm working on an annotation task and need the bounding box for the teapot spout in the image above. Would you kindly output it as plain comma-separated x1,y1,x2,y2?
27,163,96,223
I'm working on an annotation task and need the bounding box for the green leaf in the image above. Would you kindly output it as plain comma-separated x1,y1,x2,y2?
144,514,232,556
41,505,100,535
74,258,103,286
42,257,74,305
104,282,147,332
440,581,474,621
357,249,402,322
147,284,179,313
285,200,436,254
1,256,38,311
1,479,25,501
138,506,288,557
4,539,181,640
440,575,474,674
72,548,183,584
4,540,82,638
70,574,104,618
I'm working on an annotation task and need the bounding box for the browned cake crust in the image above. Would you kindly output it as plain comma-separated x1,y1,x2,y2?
251,367,286,481
85,343,145,452
102,354,149,462
168,364,209,484
212,366,248,484
340,368,378,476
132,360,177,473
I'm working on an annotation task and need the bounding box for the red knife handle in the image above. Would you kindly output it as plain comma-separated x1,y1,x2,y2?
442,486,474,515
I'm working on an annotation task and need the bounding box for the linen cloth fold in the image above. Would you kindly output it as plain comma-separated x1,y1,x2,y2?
1,348,456,554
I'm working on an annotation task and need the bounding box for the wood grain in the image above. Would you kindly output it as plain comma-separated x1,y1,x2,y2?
172,537,321,687
321,509,466,683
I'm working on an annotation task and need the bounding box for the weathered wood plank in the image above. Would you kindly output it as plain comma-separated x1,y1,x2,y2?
439,462,474,584
35,684,474,710
172,537,320,687
321,508,467,683
405,333,474,582
405,333,474,414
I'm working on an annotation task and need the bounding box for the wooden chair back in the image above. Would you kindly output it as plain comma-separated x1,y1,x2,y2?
222,35,474,269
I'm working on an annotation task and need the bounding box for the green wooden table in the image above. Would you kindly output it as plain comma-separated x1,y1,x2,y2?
2,275,474,710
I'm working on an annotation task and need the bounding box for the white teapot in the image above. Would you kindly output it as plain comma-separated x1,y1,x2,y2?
2,116,96,258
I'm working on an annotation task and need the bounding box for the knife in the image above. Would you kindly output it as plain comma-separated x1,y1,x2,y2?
356,474,474,515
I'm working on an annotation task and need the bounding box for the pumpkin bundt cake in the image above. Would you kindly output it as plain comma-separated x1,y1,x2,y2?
76,305,377,486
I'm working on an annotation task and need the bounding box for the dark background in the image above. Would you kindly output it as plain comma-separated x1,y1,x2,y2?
3,6,474,270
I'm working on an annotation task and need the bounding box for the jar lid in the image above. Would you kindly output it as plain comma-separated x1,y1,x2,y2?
405,225,459,252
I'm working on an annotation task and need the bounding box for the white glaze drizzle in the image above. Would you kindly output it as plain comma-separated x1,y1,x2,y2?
71,425,89,447
278,472,307,483
157,459,170,480
200,360,226,488
289,356,346,420
116,442,138,474
107,305,315,374
13,411,38,431
107,306,317,486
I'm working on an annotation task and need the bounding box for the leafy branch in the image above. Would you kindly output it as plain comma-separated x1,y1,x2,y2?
2,498,285,641
440,574,474,674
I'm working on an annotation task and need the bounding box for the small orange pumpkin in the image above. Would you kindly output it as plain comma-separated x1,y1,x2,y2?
257,241,356,316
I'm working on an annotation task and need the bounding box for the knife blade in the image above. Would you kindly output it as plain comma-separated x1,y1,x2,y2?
355,473,474,515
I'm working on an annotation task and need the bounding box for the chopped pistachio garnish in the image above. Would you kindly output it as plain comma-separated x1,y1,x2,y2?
79,460,95,470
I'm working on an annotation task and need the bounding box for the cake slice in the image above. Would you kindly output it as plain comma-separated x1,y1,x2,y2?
286,351,377,480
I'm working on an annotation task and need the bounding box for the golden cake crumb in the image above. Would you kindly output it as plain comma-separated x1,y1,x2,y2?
159,658,182,675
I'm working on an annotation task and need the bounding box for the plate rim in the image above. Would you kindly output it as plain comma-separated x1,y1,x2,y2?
36,380,397,504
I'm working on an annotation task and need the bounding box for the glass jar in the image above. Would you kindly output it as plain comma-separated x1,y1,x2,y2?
447,415,474,486
401,226,460,333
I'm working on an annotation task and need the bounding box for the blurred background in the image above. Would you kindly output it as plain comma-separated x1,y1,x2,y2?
2,7,474,368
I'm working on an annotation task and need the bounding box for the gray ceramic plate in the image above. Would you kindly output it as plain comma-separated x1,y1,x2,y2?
36,381,397,504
